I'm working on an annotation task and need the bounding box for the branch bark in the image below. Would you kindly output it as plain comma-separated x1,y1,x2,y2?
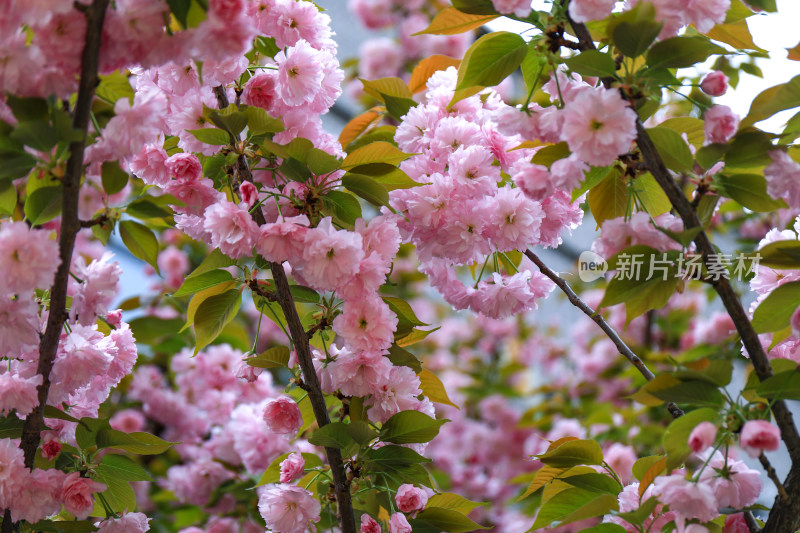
4,1,109,531
524,250,684,419
213,87,356,533
565,15,800,533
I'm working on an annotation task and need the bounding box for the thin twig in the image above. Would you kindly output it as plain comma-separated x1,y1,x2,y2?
523,249,684,419
760,453,789,501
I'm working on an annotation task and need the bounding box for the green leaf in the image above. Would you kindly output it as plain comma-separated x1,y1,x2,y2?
757,369,800,400
757,240,800,269
322,190,363,227
119,220,160,274
715,173,786,212
342,173,390,206
387,345,422,373
290,285,321,304
646,36,726,69
90,471,135,517
96,71,135,105
427,493,486,515
359,78,417,121
564,50,616,78
724,130,774,168
187,128,230,146
308,422,357,450
414,7,498,35
207,106,248,138
532,142,571,168
193,289,242,354
95,429,178,455
128,316,183,345
43,406,80,423
606,2,662,58
24,185,62,226
453,32,527,101
415,508,489,532
245,346,291,368
396,327,440,347
342,141,411,169
0,181,17,216
381,411,447,444
451,0,498,15
646,127,693,173
632,455,665,481
254,36,280,57
364,445,433,487
383,297,427,327
125,199,172,220
76,418,112,450
245,106,284,135
420,368,459,409
752,280,800,333
663,408,718,470
173,269,233,298
536,439,604,468
532,488,617,530
101,162,129,195
187,248,237,278
636,173,672,216
587,169,626,227
347,163,421,191
560,473,621,494
10,120,60,152
658,117,706,147
634,374,726,407
741,75,800,128
5,95,48,122
98,454,152,482
0,416,25,439
346,420,378,445
0,152,37,181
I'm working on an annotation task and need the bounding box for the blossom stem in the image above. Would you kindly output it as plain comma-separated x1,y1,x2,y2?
759,453,789,501
523,249,684,419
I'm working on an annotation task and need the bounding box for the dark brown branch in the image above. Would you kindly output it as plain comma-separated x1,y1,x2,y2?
213,87,356,533
524,249,684,419
79,213,110,227
7,1,109,531
565,14,800,533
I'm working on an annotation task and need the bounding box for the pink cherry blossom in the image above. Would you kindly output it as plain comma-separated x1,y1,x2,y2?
95,512,151,533
569,0,617,22
483,186,544,252
256,215,310,264
130,144,170,187
765,150,800,208
165,152,203,182
279,453,306,483
110,409,147,433
701,455,761,509
389,512,412,533
71,252,122,326
327,347,393,397
0,371,42,416
561,86,637,166
700,71,729,97
360,513,381,533
0,221,59,295
203,200,259,259
704,105,739,144
258,484,321,533
332,296,398,353
689,421,717,453
300,217,364,291
0,295,41,357
60,472,107,519
740,419,780,457
395,484,428,514
239,182,259,208
263,396,303,435
368,365,423,423
490,0,531,17
652,475,718,522
685,0,730,33
242,71,278,111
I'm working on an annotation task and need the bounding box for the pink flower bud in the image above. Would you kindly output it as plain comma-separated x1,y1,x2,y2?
165,153,203,182
688,421,717,453
105,309,123,328
700,71,728,97
263,396,303,435
240,181,259,208
791,306,800,337
389,512,412,533
395,484,428,514
279,453,305,483
60,472,107,519
740,420,780,457
360,513,381,533
41,439,62,460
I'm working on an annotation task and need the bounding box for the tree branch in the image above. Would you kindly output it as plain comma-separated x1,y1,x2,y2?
524,249,684,419
565,15,800,533
759,453,788,502
213,87,356,533
5,1,109,531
